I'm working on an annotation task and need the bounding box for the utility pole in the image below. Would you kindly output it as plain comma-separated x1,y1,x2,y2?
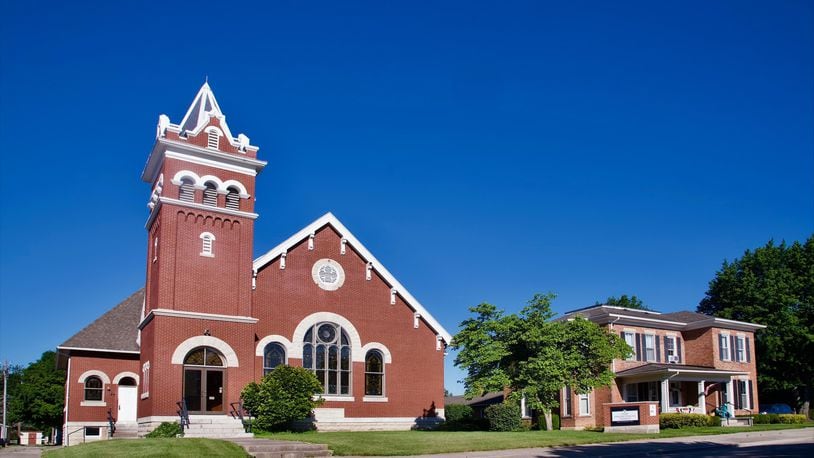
2,361,8,444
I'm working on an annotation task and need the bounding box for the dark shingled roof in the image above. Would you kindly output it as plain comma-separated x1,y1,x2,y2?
660,310,712,323
444,392,505,407
615,363,747,377
60,289,143,352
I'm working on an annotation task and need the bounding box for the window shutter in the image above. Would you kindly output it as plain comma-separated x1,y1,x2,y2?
663,336,669,360
730,335,736,361
676,337,682,363
635,333,642,361
733,381,741,409
745,337,751,362
748,380,754,410
655,336,661,362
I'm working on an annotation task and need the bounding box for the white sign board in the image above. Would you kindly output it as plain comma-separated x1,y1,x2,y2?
611,408,639,423
649,404,657,416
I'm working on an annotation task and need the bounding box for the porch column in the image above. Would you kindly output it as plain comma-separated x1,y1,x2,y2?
660,379,670,413
697,380,706,414
726,379,734,407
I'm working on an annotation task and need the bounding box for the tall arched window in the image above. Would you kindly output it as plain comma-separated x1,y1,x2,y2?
225,187,240,210
302,322,350,395
84,376,103,401
200,232,215,257
263,343,286,375
179,178,195,202
203,182,218,206
365,350,384,396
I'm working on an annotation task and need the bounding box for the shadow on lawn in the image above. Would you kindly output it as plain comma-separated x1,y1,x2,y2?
542,441,811,457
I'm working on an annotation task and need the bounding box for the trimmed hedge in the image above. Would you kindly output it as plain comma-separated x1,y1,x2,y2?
753,413,807,424
438,403,488,431
146,422,183,438
484,403,521,432
444,404,474,423
660,413,714,429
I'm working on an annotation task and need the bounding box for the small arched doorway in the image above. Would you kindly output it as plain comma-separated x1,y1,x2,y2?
117,377,138,423
183,347,225,413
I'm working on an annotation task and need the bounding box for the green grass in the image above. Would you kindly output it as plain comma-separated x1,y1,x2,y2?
42,438,249,457
258,423,814,456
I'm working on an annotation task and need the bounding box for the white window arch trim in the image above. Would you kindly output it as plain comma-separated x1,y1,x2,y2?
255,335,293,357
77,370,111,384
200,232,216,257
170,335,239,367
170,170,249,196
112,372,140,385
290,312,364,362
360,342,392,364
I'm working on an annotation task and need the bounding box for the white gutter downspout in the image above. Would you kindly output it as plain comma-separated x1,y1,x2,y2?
63,355,71,447
609,315,621,373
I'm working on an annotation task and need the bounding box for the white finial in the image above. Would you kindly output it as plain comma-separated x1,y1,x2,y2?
157,114,170,138
237,133,250,152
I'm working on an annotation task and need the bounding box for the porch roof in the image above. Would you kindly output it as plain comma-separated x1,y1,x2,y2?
616,363,749,380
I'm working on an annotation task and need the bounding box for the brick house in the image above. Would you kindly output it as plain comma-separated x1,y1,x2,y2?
56,83,451,444
557,305,765,430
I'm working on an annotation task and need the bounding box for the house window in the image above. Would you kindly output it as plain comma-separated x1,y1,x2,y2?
225,187,240,210
85,427,100,437
644,334,656,362
669,382,681,407
719,334,730,361
665,336,677,363
578,393,590,416
735,337,746,362
203,183,218,206
84,376,103,401
624,383,638,402
179,178,195,202
302,323,351,395
364,350,384,396
562,386,572,417
263,343,286,375
623,332,635,361
738,380,749,409
200,232,215,257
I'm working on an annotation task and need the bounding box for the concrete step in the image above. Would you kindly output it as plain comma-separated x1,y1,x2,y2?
227,439,333,458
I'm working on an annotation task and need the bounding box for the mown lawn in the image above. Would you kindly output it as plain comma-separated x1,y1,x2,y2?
42,438,249,457
259,423,814,456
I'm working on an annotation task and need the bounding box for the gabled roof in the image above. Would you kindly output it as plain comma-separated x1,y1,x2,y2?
58,289,143,353
253,212,453,344
444,391,505,407
178,82,234,139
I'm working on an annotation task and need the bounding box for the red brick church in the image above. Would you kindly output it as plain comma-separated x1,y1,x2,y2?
56,83,451,444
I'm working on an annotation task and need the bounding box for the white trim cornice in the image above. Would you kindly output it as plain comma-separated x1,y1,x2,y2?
158,197,259,219
57,346,140,355
142,138,267,183
139,308,258,329
165,150,259,177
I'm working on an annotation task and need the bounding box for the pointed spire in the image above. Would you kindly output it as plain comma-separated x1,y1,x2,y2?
177,81,233,140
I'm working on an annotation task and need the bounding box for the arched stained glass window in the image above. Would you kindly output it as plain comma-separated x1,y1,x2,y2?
263,343,286,375
302,323,350,395
365,350,384,396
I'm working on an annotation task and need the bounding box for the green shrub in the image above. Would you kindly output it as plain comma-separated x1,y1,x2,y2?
552,412,561,430
145,422,182,438
444,404,474,423
707,415,721,427
241,365,324,432
659,413,711,429
777,414,807,424
752,414,779,424
484,403,521,432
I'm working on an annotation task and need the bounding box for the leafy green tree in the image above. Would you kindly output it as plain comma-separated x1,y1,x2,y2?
7,351,65,435
452,293,630,430
698,236,814,416
240,365,324,432
597,294,651,311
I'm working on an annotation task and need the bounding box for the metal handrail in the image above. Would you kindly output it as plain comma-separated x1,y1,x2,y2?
230,401,251,432
65,427,84,447
107,409,117,437
176,400,190,430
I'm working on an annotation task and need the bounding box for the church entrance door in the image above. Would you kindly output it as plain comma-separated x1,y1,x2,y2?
182,347,225,413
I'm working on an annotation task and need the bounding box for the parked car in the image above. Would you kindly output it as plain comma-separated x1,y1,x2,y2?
759,403,794,414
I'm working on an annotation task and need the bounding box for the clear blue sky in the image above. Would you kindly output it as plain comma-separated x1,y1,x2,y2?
0,1,811,394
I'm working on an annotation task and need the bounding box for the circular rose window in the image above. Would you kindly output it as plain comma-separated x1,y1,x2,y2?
312,259,345,291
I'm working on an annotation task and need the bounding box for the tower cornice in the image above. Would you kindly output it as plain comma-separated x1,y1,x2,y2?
142,138,267,184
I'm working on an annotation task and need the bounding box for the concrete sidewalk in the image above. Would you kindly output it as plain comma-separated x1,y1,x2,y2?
343,428,814,458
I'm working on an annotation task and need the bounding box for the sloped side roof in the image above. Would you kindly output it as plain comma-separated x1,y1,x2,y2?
253,212,453,344
660,310,711,323
59,289,143,353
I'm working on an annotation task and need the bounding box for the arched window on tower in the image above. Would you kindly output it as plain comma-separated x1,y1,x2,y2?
84,376,103,401
302,322,351,395
225,187,240,210
365,350,384,396
200,232,215,257
263,343,286,375
179,178,195,202
203,183,218,206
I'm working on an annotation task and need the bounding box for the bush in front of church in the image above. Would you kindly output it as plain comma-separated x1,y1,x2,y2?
484,403,522,431
145,421,183,438
241,365,325,432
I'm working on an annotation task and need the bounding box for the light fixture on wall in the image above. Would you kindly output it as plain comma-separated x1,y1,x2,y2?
203,329,211,336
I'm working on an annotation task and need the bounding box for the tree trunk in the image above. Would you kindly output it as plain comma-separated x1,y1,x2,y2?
542,409,553,431
800,385,810,418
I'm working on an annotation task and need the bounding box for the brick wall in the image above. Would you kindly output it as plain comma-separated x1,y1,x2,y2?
66,352,140,422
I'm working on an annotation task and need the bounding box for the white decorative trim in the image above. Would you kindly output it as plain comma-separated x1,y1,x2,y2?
77,370,111,384
308,233,315,250
172,170,201,186
317,395,355,402
311,259,345,291
112,372,140,385
255,335,293,357
222,179,249,196
252,213,453,343
363,396,389,402
170,336,240,367
360,342,392,364
280,251,287,269
390,288,397,305
165,150,260,177
140,308,258,328
413,312,421,329
158,196,258,219
340,238,347,255
80,401,107,407
290,312,363,361
366,262,373,281
57,346,140,355
140,393,149,399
